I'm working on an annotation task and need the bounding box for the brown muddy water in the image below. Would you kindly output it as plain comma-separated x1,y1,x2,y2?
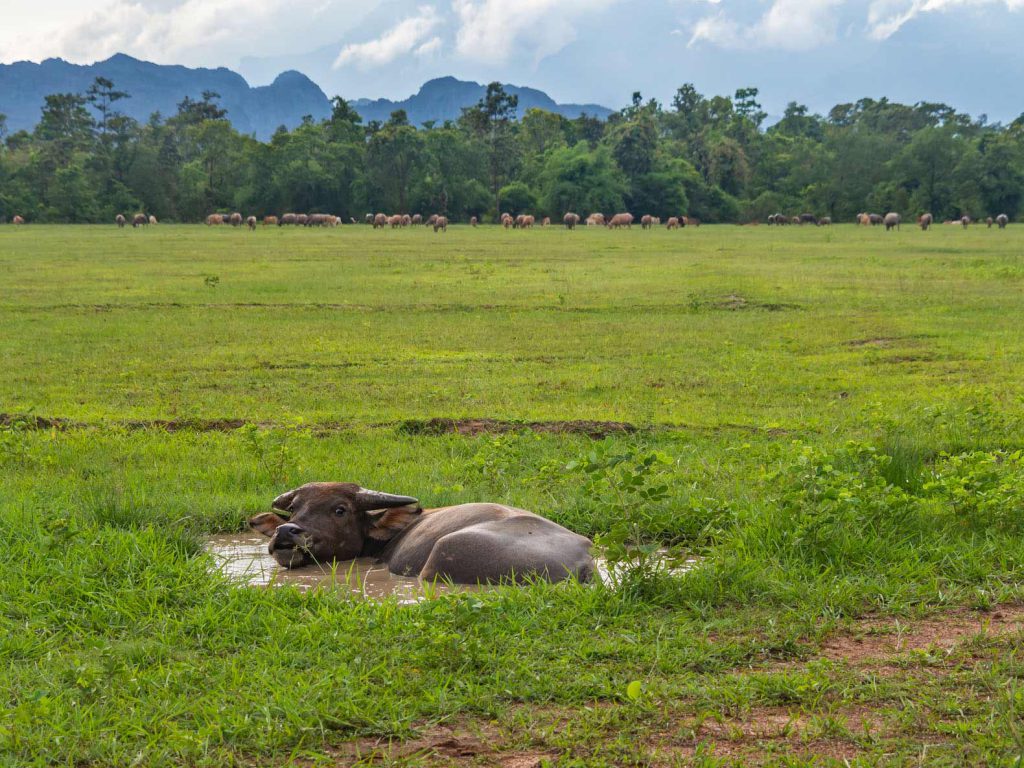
205,533,697,602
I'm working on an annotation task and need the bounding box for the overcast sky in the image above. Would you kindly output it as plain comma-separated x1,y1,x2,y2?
2,0,1022,120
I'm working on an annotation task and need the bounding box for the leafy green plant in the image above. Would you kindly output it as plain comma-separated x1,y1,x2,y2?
566,445,683,582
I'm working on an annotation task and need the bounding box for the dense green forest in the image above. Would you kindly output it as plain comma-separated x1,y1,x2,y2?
2,77,1023,224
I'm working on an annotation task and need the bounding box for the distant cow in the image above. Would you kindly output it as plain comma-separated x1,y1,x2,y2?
799,213,818,225
433,216,448,232
586,213,605,227
564,212,580,230
365,213,374,225
412,214,423,225
607,213,633,229
818,217,832,226
997,214,1009,229
666,217,680,230
295,214,309,226
12,215,25,224
401,214,412,227
427,214,439,227
857,213,870,226
229,212,243,227
116,214,126,228
683,216,701,227
641,215,653,230
884,212,901,231
542,217,551,227
501,213,513,229
206,214,224,225
389,215,402,228
470,216,478,227
246,216,257,231
373,213,387,229
149,215,158,225
986,217,994,228
919,213,933,230
132,213,148,227
869,213,884,226
961,216,971,228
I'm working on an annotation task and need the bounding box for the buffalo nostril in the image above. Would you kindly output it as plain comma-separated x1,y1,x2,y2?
275,523,304,540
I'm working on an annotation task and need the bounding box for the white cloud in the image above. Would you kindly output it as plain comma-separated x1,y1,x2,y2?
451,0,621,64
867,0,1024,39
414,36,443,57
688,0,1024,50
0,0,361,68
690,0,844,50
333,6,440,69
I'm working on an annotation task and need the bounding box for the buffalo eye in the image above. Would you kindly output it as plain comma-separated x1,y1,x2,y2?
334,506,347,516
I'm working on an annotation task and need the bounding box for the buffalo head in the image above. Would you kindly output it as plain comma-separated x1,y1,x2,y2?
249,483,420,568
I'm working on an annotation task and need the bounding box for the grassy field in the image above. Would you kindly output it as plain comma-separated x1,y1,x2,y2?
2,223,1024,766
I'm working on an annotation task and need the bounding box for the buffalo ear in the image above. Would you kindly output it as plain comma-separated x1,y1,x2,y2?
366,504,422,541
272,489,299,512
249,512,288,537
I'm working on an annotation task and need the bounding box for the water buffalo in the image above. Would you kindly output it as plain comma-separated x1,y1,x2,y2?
884,212,901,231
818,217,832,226
666,217,680,229
401,214,412,227
295,214,309,226
279,213,298,226
433,216,448,232
365,213,374,225
799,213,818,225
522,215,536,228
564,212,580,230
542,216,551,227
427,214,439,227
132,213,148,227
919,213,933,230
246,216,257,231
986,217,994,228
641,215,653,230
227,212,241,227
372,213,387,229
501,213,513,229
961,216,971,228
249,483,595,584
869,214,884,226
608,213,634,229
412,214,423,225
997,214,1009,229
207,214,224,226
116,214,126,228
388,214,402,229
12,215,25,224
470,216,478,227
684,216,701,227
586,213,605,227
149,215,158,225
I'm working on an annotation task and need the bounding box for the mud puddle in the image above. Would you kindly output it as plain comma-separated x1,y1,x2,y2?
205,533,697,601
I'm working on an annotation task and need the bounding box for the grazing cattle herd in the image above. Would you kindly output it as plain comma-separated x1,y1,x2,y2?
2,211,1015,231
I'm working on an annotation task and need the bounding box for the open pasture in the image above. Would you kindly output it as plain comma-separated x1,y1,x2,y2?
2,224,1024,766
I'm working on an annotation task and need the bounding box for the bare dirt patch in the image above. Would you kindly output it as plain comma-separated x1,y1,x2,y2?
397,418,639,438
817,604,1024,665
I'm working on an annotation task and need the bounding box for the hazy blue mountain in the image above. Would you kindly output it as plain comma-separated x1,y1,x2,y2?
0,54,332,140
351,76,613,125
0,57,613,139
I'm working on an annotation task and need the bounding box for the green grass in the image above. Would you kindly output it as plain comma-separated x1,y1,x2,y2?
1,224,1024,766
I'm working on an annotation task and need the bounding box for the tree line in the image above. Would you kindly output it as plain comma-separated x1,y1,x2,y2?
1,77,1022,224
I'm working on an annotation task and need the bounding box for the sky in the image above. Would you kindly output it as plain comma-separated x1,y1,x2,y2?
1,0,1022,121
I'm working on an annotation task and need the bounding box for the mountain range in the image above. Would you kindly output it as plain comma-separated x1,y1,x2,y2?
0,55,612,141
